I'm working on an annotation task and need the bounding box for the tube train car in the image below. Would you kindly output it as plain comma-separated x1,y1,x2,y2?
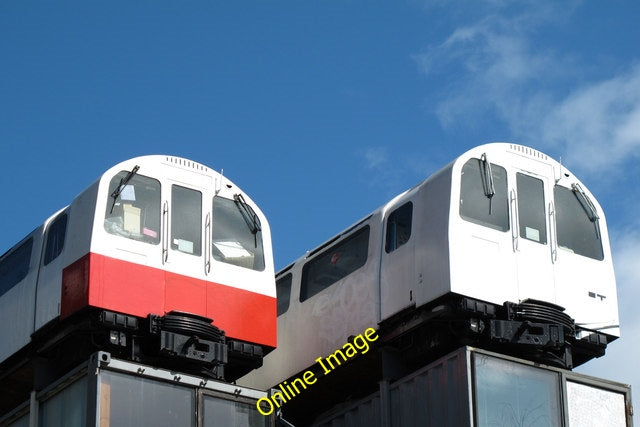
0,156,275,386
241,143,619,401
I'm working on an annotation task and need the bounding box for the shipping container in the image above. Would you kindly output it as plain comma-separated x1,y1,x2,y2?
0,351,274,427
310,347,632,427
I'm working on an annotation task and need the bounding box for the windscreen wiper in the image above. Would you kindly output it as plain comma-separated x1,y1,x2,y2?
572,183,601,239
571,183,599,222
234,194,261,246
109,165,140,213
481,153,495,214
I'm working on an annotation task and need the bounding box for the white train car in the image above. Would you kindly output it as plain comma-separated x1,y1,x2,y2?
241,143,619,395
0,156,276,384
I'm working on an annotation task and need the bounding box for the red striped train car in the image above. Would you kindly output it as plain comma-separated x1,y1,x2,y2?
0,155,275,387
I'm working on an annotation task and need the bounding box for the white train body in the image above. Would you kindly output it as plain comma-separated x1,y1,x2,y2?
241,143,619,391
0,156,276,376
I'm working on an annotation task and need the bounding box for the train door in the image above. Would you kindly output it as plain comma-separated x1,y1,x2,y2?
35,210,69,329
508,160,555,303
163,182,208,314
380,200,415,321
455,155,516,304
98,169,166,317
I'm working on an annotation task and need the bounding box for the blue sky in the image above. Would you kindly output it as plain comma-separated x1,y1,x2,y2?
2,0,639,411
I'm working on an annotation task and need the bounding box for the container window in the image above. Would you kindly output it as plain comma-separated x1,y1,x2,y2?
38,375,88,427
554,185,604,260
212,196,265,271
517,173,547,244
171,185,202,256
44,212,68,265
202,393,269,427
566,380,627,426
460,158,509,232
104,171,161,244
385,202,413,253
99,370,194,426
474,353,561,426
0,238,33,297
300,226,369,302
276,273,292,316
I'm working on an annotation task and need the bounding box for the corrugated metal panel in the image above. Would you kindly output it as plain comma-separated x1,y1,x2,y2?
388,348,472,426
313,348,473,427
310,347,633,427
312,392,382,427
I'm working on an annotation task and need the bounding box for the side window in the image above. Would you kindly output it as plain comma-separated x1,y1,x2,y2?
276,273,292,316
460,157,509,231
517,173,547,244
554,185,604,260
104,171,161,244
385,202,413,253
44,212,68,265
171,185,202,256
0,238,34,297
212,196,265,271
300,226,370,302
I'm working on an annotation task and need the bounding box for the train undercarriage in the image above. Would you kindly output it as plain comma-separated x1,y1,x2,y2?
272,294,614,425
380,293,611,373
0,308,266,418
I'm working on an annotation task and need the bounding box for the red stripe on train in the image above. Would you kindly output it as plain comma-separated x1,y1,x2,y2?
61,253,276,347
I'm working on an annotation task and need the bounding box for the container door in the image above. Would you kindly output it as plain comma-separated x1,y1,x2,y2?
509,162,555,303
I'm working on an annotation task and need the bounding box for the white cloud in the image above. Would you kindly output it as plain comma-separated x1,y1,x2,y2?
413,5,640,176
414,3,640,419
540,66,640,175
362,146,389,170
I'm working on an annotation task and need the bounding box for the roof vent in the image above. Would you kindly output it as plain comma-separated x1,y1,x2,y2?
165,156,209,172
508,144,548,161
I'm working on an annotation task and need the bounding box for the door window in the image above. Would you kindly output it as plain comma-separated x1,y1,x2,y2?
44,212,68,265
516,173,547,244
385,202,413,253
171,185,202,256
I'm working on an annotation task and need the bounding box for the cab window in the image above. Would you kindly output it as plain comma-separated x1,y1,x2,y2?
554,185,604,260
212,195,265,271
104,171,161,244
460,157,509,231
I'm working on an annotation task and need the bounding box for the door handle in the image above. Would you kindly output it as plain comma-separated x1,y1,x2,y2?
549,201,558,263
510,189,519,252
162,201,169,264
204,213,211,275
